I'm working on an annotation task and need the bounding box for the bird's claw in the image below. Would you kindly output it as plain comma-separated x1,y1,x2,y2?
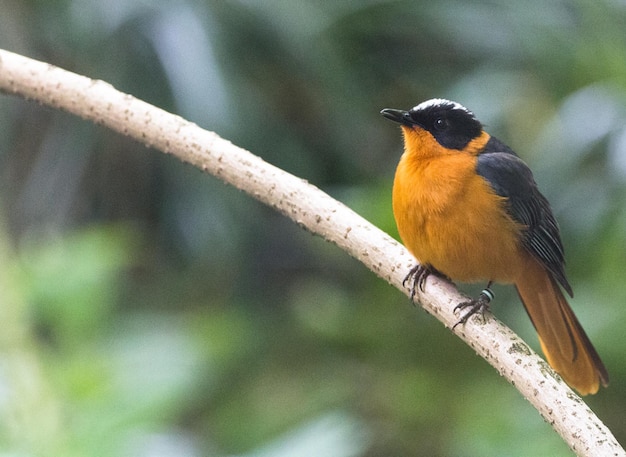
452,287,494,329
403,264,432,301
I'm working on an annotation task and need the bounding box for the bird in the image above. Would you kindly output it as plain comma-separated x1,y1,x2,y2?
381,98,608,395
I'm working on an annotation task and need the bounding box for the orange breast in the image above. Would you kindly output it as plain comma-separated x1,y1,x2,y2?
392,149,527,284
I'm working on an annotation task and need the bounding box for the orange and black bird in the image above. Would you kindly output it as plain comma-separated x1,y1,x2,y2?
381,98,608,395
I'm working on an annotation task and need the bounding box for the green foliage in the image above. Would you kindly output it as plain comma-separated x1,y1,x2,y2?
2,0,626,455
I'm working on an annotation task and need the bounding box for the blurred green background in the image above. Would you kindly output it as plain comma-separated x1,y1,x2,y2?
1,0,625,456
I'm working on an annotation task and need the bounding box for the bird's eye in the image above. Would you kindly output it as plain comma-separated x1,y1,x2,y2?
434,118,448,130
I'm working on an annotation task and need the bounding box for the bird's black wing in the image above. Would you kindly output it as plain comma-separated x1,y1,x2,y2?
476,147,573,296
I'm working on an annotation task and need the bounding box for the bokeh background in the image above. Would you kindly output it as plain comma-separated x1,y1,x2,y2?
1,1,625,456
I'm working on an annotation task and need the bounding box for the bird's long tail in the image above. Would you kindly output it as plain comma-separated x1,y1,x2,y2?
515,258,609,395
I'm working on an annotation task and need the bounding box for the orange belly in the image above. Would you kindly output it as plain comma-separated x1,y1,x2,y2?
393,152,526,284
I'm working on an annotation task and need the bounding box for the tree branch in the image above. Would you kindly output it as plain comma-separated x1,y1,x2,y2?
0,48,622,457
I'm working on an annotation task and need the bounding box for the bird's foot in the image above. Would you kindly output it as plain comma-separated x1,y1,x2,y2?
452,287,494,329
403,264,433,301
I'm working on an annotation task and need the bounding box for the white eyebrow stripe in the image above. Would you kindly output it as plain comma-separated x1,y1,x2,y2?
412,98,468,112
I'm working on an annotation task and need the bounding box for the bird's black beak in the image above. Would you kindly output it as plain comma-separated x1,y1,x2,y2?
380,108,414,126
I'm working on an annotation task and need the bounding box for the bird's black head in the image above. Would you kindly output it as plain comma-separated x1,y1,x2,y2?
381,99,483,150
